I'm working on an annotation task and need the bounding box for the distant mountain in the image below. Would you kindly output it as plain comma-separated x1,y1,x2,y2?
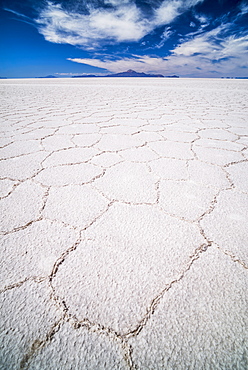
105,69,164,77
36,75,57,78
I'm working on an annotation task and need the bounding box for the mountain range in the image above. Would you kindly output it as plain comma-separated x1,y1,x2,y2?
72,70,179,78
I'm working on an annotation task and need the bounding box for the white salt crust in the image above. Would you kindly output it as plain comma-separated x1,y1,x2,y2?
1,78,247,369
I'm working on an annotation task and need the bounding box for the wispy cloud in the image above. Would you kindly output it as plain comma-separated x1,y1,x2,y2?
35,0,204,48
4,7,36,27
4,8,31,19
172,24,248,62
239,2,248,15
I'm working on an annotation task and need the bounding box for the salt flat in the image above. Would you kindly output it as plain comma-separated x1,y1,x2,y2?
0,78,247,369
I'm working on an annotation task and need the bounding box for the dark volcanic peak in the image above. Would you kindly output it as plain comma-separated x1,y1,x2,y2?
105,70,164,77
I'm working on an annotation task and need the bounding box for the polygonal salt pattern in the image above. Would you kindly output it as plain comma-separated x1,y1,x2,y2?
0,140,43,159
42,147,99,167
0,137,13,147
242,148,248,159
129,247,248,369
71,133,101,147
0,151,48,180
41,135,74,151
132,131,163,143
57,123,100,134
119,146,159,162
199,128,238,141
100,125,139,135
106,118,146,127
194,138,244,151
93,161,159,203
226,161,248,193
0,179,17,198
96,134,145,151
43,184,110,228
159,180,217,221
200,189,248,265
236,136,248,146
148,140,193,159
90,152,123,168
141,124,165,132
0,180,45,233
34,163,103,186
1,78,248,369
0,281,61,370
160,130,197,142
52,203,205,334
0,219,78,289
149,157,188,180
193,145,244,166
28,322,128,370
188,160,230,188
16,128,56,140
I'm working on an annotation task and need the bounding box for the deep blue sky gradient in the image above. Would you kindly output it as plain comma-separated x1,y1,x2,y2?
1,0,248,77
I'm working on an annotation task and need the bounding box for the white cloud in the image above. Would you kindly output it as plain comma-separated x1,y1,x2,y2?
154,0,204,26
36,1,151,47
194,13,210,27
154,1,180,26
172,24,248,62
67,23,248,77
89,5,150,42
239,2,248,15
36,0,204,48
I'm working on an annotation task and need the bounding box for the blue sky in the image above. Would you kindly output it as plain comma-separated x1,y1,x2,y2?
1,0,248,78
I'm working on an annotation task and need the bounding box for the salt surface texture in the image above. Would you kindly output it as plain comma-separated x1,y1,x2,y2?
0,78,247,369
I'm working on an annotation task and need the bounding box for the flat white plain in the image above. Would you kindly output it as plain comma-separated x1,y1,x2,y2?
0,78,247,370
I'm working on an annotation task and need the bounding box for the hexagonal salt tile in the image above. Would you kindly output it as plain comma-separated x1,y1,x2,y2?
29,322,128,370
149,158,188,180
0,219,78,289
200,189,248,264
43,147,99,167
43,184,109,228
188,160,229,189
129,247,248,369
34,163,103,187
0,281,61,369
226,162,248,193
193,146,243,166
93,162,158,204
148,141,193,160
159,180,217,221
52,203,205,334
0,180,45,233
